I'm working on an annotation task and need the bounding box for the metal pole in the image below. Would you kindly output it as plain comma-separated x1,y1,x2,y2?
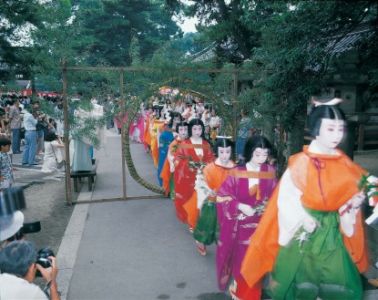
62,60,72,205
120,71,127,200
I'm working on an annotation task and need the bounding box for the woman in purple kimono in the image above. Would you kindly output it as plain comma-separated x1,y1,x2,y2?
216,136,277,299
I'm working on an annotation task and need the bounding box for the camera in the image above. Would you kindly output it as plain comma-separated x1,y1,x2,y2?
36,248,55,277
36,247,55,268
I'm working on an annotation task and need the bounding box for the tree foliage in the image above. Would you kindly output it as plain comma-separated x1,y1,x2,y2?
73,0,181,66
168,0,378,164
1,0,377,165
0,0,44,79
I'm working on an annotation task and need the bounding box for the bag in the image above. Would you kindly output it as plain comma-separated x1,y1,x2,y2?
193,201,218,245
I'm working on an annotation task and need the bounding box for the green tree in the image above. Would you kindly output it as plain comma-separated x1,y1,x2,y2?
243,1,377,161
167,0,261,64
169,0,378,164
77,0,181,66
0,0,44,80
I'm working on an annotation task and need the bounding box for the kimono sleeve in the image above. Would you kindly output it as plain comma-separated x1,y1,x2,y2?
217,175,240,220
277,169,314,246
173,142,186,168
203,142,215,163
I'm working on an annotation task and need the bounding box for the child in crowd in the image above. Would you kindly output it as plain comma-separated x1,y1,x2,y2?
0,136,14,190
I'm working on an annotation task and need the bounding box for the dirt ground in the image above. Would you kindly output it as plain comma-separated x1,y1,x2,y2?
22,181,74,254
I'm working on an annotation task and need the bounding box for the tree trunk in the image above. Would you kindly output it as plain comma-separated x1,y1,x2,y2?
262,115,275,142
287,113,306,156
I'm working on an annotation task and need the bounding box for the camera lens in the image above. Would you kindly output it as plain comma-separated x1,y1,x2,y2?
36,257,51,268
36,247,55,268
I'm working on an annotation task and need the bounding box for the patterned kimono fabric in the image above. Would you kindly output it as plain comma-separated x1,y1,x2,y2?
160,138,182,197
129,114,143,142
136,113,145,143
114,112,128,133
150,119,165,167
193,162,234,245
143,113,152,151
216,164,276,298
174,139,215,225
240,146,369,300
157,127,174,186
129,118,138,138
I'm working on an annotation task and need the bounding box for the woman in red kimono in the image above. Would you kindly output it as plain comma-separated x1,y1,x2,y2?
174,118,215,229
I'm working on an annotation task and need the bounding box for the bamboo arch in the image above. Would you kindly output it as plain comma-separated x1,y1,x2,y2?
123,110,165,195
62,64,241,204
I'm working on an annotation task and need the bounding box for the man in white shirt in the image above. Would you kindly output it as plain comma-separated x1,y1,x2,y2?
0,240,60,300
21,106,38,166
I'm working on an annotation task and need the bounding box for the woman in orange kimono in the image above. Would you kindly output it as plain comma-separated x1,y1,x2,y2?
149,106,165,168
192,137,236,256
160,121,188,197
238,99,378,300
143,106,153,152
174,118,215,228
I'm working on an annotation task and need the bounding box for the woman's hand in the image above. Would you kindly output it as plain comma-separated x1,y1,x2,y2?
238,203,256,217
216,196,232,203
303,215,317,233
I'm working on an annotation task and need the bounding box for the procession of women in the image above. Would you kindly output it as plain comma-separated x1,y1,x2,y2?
126,94,378,300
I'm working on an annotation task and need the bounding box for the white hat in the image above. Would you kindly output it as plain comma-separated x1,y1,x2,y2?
0,211,24,242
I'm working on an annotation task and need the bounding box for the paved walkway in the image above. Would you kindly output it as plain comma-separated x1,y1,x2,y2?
57,129,224,300
56,130,378,300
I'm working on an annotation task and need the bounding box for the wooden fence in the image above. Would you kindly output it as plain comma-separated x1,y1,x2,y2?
354,112,378,151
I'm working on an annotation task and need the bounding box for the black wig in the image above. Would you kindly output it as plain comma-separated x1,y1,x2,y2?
175,121,188,134
214,138,234,157
188,118,205,138
243,135,273,163
307,105,345,137
168,112,183,129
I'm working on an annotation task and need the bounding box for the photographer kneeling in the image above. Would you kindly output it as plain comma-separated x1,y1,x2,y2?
0,240,60,300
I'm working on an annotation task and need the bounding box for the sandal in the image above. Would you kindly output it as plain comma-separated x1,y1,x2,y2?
195,242,207,256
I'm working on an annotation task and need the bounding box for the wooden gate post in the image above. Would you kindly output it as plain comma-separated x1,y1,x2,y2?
62,60,72,205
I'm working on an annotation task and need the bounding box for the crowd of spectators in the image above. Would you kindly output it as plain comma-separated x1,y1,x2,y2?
0,93,65,189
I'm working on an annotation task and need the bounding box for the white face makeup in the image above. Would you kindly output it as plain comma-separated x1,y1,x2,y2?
217,146,232,165
316,118,345,150
191,125,203,138
178,126,188,139
250,147,269,166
